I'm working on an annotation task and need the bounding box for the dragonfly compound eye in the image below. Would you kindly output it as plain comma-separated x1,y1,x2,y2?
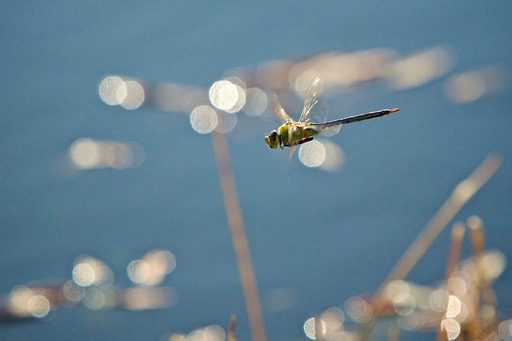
265,130,279,149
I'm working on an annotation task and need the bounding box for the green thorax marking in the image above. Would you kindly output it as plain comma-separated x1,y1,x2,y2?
278,123,320,147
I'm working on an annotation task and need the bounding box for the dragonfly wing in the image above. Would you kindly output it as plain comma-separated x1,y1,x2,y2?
310,121,343,137
318,124,342,137
288,145,297,159
273,94,293,124
299,77,328,124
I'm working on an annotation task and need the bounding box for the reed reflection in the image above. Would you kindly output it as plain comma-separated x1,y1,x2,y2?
0,249,177,323
162,324,226,341
445,65,511,103
69,138,144,170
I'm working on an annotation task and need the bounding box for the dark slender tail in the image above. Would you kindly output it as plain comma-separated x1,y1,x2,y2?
338,108,399,125
311,108,399,127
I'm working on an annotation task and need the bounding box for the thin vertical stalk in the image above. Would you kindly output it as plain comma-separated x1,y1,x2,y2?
436,222,466,341
467,216,498,338
211,129,267,341
444,222,466,281
228,315,237,341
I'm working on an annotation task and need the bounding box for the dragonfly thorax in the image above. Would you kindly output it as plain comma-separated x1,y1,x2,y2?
265,123,320,149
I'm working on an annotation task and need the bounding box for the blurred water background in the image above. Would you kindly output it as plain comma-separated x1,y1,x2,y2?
1,1,511,340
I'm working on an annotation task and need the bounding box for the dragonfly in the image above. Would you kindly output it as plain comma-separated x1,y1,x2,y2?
264,77,399,155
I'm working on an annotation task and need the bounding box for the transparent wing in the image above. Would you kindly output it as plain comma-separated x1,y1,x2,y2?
314,122,342,137
273,94,293,124
298,77,328,124
288,145,297,159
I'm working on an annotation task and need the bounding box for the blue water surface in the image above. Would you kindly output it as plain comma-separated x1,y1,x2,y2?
1,1,511,340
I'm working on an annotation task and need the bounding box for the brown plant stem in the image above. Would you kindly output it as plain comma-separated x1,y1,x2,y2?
436,222,466,341
211,129,267,341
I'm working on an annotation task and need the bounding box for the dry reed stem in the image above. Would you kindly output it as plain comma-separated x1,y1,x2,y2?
436,222,466,341
359,154,502,339
467,216,498,338
467,216,486,338
228,315,236,341
444,223,466,281
211,127,267,341
387,324,401,341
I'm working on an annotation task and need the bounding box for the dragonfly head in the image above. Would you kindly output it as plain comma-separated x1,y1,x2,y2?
265,130,279,149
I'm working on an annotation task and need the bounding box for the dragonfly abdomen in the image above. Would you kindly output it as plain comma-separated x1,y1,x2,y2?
310,108,399,131
335,108,399,125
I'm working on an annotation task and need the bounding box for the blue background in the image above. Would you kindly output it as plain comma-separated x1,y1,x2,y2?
1,1,511,340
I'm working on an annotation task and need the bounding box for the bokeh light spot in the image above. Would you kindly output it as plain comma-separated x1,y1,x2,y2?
28,295,51,318
481,250,507,281
397,312,420,331
429,289,449,312
243,87,268,116
69,138,144,170
9,286,34,316
209,80,246,113
72,256,114,288
498,319,512,340
321,307,345,335
318,139,344,172
120,80,145,110
187,325,225,341
445,71,485,103
441,318,461,340
83,287,106,310
127,260,151,284
70,138,100,169
214,111,237,134
299,140,326,168
151,250,176,275
73,263,96,287
135,249,177,286
445,295,461,318
63,279,86,302
303,317,326,340
99,76,126,105
190,105,218,134
344,296,373,323
447,272,469,296
385,280,410,301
